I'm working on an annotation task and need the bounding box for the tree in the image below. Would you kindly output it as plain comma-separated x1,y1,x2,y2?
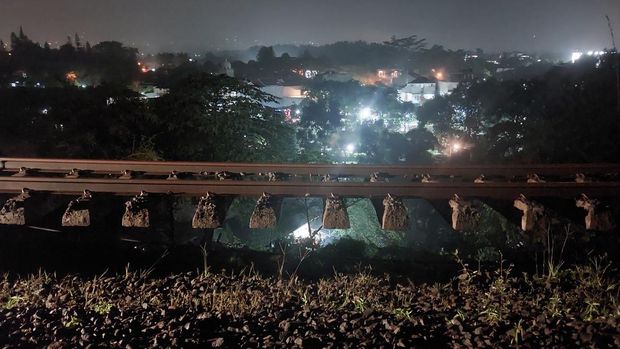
300,48,313,59
59,36,75,57
153,74,297,162
9,32,19,50
74,33,82,50
383,35,427,52
18,26,26,41
256,46,276,63
0,85,154,159
90,41,139,84
416,56,620,163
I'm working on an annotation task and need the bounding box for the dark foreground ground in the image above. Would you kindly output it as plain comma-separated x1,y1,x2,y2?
0,257,618,349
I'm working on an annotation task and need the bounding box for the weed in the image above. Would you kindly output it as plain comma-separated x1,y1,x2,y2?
4,296,25,309
64,316,81,329
353,296,366,313
393,307,413,321
510,319,525,349
93,301,113,315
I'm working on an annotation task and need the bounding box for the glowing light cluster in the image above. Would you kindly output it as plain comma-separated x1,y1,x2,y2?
65,71,77,82
571,50,606,63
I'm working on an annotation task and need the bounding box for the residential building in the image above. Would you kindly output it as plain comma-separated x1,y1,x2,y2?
398,77,459,105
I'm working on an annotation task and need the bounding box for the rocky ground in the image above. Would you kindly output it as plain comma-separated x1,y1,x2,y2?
0,255,619,349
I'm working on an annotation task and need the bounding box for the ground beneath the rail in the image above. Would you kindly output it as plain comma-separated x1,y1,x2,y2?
1,263,619,349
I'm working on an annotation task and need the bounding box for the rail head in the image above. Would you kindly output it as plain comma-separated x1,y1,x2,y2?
0,176,619,199
2,157,620,178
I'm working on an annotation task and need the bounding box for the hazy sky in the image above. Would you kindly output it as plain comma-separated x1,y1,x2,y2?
1,0,619,54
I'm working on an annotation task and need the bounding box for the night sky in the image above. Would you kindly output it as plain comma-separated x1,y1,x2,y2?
1,0,619,54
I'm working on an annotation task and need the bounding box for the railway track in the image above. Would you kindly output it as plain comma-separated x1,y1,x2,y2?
1,157,620,199
1,158,619,231
3,157,620,178
0,176,618,199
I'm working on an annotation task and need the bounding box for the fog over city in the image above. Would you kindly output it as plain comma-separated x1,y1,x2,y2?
1,0,619,53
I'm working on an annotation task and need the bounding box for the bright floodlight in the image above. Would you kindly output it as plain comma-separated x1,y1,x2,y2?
571,51,583,63
359,107,372,121
346,143,356,153
292,223,311,239
452,142,462,152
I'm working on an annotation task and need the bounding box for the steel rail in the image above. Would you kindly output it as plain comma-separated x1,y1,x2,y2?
0,176,619,199
2,158,620,178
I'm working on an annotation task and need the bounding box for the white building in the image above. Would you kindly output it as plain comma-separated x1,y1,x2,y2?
437,81,459,95
140,86,169,99
398,77,459,105
259,85,306,109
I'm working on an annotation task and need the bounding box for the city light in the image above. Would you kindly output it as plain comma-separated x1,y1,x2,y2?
571,50,606,64
445,139,465,156
345,143,356,154
358,107,373,121
65,71,77,82
571,51,583,63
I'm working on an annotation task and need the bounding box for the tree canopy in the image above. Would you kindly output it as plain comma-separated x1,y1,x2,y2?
153,74,297,162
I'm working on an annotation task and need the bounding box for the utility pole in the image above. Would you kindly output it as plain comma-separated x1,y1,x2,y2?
606,15,620,114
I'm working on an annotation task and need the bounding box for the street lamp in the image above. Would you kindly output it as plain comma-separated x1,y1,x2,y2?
448,141,462,157
345,143,356,154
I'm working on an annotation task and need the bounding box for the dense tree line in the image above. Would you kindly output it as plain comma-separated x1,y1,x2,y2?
0,28,139,86
225,37,537,82
418,54,620,163
0,75,295,162
2,54,619,164
1,29,618,165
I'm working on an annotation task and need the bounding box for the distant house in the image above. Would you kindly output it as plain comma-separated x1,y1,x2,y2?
451,68,475,82
139,85,169,99
256,84,306,122
437,81,459,95
259,85,305,108
398,76,459,105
